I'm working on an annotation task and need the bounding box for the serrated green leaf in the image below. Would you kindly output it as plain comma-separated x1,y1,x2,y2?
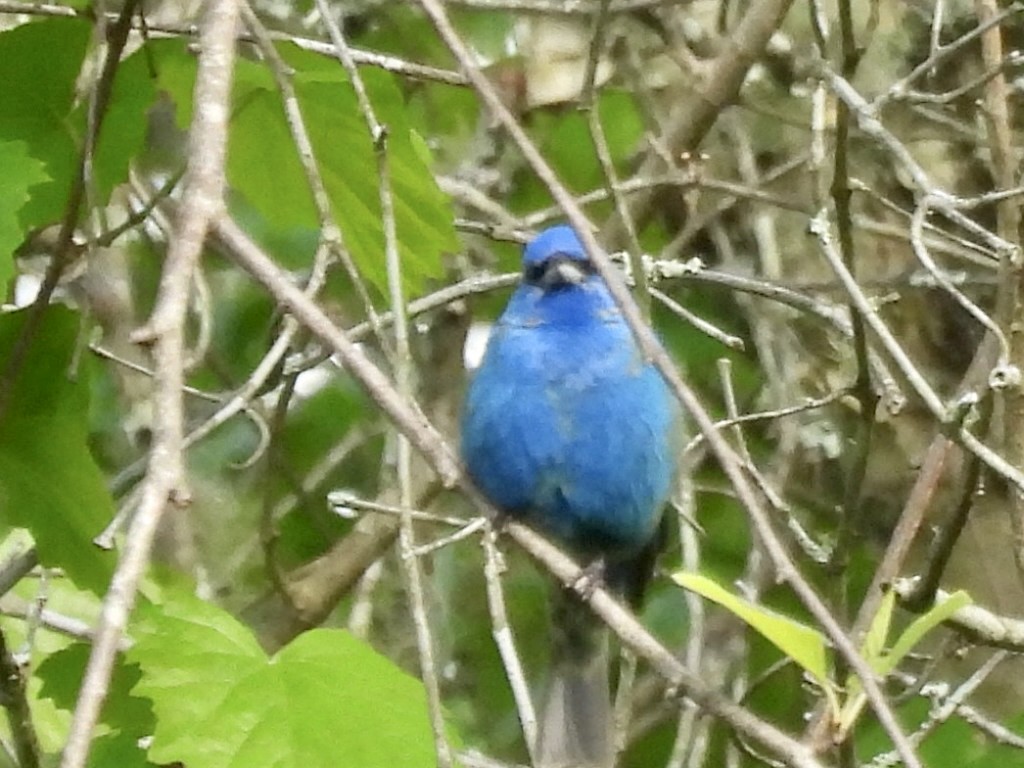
672,571,831,687
228,73,317,229
0,19,156,229
88,729,157,768
231,47,455,297
301,73,456,297
0,19,89,227
0,307,115,592
0,140,50,290
128,590,438,768
36,642,154,737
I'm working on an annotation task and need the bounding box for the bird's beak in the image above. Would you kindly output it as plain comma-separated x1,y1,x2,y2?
543,257,588,287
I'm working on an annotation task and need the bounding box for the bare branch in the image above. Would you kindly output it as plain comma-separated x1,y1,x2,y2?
60,2,239,766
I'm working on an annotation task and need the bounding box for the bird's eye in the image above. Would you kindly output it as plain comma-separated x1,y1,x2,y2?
524,262,546,284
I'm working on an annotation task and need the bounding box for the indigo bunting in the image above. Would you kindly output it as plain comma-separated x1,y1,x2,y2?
461,225,678,768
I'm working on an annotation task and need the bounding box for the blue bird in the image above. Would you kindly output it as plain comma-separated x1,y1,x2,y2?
461,225,679,768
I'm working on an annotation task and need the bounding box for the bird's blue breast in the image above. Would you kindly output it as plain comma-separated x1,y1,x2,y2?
461,279,677,558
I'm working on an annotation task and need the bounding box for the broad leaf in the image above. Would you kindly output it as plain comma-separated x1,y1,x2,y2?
673,571,832,689
0,140,49,290
128,590,439,768
0,19,157,229
82,43,158,207
238,51,456,296
152,39,456,296
0,307,115,592
0,19,89,226
37,642,154,735
88,730,157,768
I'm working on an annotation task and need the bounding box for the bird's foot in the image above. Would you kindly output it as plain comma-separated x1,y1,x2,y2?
571,557,607,600
490,511,512,534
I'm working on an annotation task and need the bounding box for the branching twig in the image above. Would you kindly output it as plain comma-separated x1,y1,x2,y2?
894,580,1024,652
602,0,798,240
864,651,1010,767
240,2,392,362
415,2,920,764
216,208,826,766
973,0,1024,589
0,625,40,768
59,3,239,766
481,526,538,759
0,0,467,85
0,549,39,599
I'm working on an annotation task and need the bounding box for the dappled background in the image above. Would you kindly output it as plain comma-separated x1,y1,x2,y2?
3,1,1024,767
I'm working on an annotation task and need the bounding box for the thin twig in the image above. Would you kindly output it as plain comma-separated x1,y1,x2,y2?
240,2,392,363
439,0,685,12
59,3,239,766
650,288,745,350
874,3,1024,109
863,651,1010,767
579,0,648,312
973,0,1024,589
481,526,538,759
0,0,467,84
0,626,40,768
821,0,875,633
107,178,337,501
0,548,39,598
217,205,826,766
665,472,709,768
416,2,920,763
214,216,463,486
602,0,798,241
303,6,453,758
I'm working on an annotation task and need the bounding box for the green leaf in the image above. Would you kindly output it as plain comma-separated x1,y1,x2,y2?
881,589,971,676
37,642,154,737
0,307,115,592
227,65,316,230
83,43,158,205
860,588,896,665
128,589,439,768
0,140,50,290
672,572,832,688
0,19,90,227
233,49,456,297
151,41,456,296
839,590,971,736
150,38,198,129
0,19,156,229
88,730,157,768
303,69,456,297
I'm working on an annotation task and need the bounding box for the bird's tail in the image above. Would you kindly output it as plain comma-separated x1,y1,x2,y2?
536,591,613,768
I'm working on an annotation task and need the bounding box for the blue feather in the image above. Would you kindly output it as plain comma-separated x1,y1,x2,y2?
460,225,679,768
462,225,678,566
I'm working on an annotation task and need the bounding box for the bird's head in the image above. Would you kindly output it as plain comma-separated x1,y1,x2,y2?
522,225,597,290
504,225,619,328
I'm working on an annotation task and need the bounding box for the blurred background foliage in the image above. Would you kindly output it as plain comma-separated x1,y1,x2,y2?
2,0,1024,766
